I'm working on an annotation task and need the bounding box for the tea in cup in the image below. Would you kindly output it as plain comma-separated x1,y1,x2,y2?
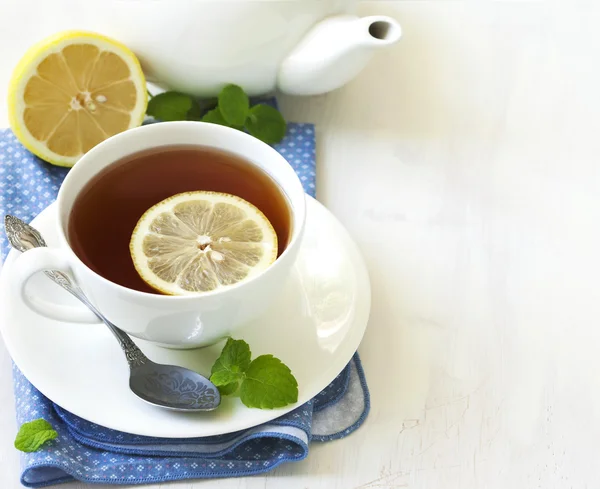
10,122,306,348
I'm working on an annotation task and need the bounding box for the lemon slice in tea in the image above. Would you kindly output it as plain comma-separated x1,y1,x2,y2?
130,191,278,295
7,30,147,167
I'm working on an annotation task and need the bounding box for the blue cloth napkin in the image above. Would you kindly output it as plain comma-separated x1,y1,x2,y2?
0,124,370,487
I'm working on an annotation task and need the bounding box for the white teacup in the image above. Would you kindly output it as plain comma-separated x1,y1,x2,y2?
10,122,306,348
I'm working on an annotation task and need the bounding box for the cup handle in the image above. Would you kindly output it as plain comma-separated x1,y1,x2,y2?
11,247,99,324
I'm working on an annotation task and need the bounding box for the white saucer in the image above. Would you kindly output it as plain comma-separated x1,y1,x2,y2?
0,196,371,438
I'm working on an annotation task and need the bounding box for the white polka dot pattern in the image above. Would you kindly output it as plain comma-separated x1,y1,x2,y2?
0,121,370,488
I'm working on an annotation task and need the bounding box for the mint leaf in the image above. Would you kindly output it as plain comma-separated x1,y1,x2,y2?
218,84,249,126
245,104,287,144
239,355,298,409
186,97,203,121
202,107,229,126
147,91,194,122
208,338,298,407
217,382,240,396
211,369,243,386
214,338,252,373
14,419,57,453
210,338,251,394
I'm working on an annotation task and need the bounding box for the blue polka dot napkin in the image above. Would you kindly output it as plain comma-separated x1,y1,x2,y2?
0,121,370,487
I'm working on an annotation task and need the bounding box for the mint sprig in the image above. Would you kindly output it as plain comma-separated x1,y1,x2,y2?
210,337,251,387
245,104,287,144
240,354,298,409
146,85,287,144
218,85,250,127
14,419,58,452
210,338,298,409
201,107,228,127
146,91,200,122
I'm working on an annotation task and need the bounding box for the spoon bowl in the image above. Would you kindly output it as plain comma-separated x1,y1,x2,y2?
130,363,220,412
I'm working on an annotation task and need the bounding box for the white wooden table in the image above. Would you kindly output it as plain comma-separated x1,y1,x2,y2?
2,1,600,487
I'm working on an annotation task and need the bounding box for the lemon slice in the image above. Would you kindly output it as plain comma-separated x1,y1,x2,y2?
8,30,148,167
130,191,278,295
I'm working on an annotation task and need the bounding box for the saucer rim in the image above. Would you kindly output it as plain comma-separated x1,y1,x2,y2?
0,196,371,438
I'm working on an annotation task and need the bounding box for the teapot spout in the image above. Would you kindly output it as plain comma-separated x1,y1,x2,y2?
277,15,401,96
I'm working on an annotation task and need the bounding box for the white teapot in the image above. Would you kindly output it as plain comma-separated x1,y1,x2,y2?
96,0,401,97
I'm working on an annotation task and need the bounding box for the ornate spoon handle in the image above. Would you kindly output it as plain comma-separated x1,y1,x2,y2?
46,272,148,369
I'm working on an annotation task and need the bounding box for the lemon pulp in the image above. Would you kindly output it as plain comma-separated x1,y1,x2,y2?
130,191,278,296
8,30,147,167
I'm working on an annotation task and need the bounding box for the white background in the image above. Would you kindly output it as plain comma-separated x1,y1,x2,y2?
2,1,600,488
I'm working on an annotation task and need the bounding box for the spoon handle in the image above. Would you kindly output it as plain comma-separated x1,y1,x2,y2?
33,258,149,369
5,215,150,369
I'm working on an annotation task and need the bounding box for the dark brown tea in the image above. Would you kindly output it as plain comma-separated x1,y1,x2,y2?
68,145,292,294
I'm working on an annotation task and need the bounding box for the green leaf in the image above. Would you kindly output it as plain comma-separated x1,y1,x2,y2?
14,419,58,453
212,338,252,373
186,97,203,121
146,91,194,122
210,369,243,386
245,104,287,144
218,84,250,126
208,337,299,406
239,355,298,409
202,107,231,126
188,97,218,121
210,338,251,394
217,382,240,396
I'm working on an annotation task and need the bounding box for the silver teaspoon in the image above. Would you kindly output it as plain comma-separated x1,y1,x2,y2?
4,214,220,413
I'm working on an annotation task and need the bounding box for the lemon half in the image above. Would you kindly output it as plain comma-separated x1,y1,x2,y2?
130,191,278,296
8,30,147,167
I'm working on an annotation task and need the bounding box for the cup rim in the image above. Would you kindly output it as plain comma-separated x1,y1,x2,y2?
55,121,307,301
